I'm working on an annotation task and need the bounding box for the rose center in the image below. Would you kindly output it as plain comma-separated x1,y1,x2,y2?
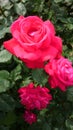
28,28,38,36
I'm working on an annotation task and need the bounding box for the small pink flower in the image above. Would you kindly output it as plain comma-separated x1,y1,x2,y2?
23,111,37,124
18,83,52,110
44,57,73,91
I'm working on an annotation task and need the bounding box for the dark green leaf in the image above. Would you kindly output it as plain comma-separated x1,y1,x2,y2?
67,87,73,102
3,112,17,126
42,122,51,130
0,126,9,130
32,69,48,85
0,70,9,79
0,94,15,112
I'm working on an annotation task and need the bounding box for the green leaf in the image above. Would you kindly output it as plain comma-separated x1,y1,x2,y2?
54,0,63,3
0,112,5,120
22,0,27,3
10,64,22,81
32,69,48,85
22,77,32,86
64,0,72,3
53,127,65,130
67,87,73,102
0,126,9,130
0,50,12,63
0,94,15,112
42,122,51,130
40,109,48,116
0,0,9,7
3,112,17,126
65,119,73,130
0,70,9,79
14,3,26,15
67,23,73,30
0,27,10,39
0,78,10,93
10,0,19,2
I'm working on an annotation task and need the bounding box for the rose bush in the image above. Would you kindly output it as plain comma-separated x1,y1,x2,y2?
44,57,73,91
4,16,62,68
1,0,73,128
18,83,52,110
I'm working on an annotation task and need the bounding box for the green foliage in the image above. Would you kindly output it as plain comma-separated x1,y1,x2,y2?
0,70,10,92
10,64,22,82
67,87,73,102
0,78,10,92
0,94,15,112
32,69,48,86
0,50,12,63
0,0,73,130
66,118,73,130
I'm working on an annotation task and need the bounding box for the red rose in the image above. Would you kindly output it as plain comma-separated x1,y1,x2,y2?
23,111,37,124
4,16,62,68
44,57,73,91
18,83,52,110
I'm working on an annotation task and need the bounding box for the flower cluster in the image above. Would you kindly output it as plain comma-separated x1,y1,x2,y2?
3,15,73,124
18,83,52,124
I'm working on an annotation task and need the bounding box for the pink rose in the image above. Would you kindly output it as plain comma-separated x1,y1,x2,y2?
44,57,73,91
23,111,37,124
18,83,52,110
4,16,62,68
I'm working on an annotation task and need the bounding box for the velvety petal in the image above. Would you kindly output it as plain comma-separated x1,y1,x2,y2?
42,45,58,61
51,36,62,54
10,16,24,34
4,38,19,55
23,59,44,69
38,31,51,48
44,20,55,35
4,38,41,60
49,76,66,91
44,60,56,75
14,45,41,60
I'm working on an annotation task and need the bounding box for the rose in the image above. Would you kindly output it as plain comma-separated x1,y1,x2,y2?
18,83,52,110
23,111,37,124
44,57,73,91
4,16,62,68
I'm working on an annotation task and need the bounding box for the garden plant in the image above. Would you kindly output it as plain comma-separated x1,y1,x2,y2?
0,0,73,130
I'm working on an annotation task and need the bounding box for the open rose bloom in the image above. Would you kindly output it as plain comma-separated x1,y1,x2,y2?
4,16,62,68
45,57,73,91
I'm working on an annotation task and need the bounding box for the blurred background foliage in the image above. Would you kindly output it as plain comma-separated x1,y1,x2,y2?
0,0,73,130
